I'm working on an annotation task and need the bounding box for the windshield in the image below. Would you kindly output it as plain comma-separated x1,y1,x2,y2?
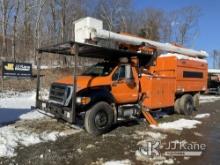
82,62,116,76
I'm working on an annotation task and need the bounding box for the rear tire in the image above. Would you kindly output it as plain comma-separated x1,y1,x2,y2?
179,94,194,115
174,98,181,114
193,93,200,111
217,86,220,95
84,101,114,136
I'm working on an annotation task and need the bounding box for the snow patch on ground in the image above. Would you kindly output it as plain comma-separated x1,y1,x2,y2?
184,156,190,160
19,110,46,120
103,159,131,165
135,131,167,140
135,150,174,164
0,90,49,109
194,113,210,119
200,95,220,103
0,90,82,158
0,125,81,158
194,132,203,137
0,91,35,109
86,144,95,149
164,158,175,164
0,91,47,125
151,119,201,131
146,132,167,140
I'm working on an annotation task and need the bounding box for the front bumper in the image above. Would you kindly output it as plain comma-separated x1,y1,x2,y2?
36,99,76,123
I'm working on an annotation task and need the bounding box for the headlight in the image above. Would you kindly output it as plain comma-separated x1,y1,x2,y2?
76,97,91,105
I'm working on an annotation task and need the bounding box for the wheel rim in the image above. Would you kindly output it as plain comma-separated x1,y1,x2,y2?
95,110,108,129
186,101,193,114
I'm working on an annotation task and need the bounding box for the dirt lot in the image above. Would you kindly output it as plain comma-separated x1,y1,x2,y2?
0,97,220,165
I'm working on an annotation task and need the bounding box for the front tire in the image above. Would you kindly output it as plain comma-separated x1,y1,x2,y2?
179,94,194,115
84,101,114,136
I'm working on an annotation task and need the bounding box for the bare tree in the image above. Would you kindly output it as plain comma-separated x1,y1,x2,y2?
55,0,68,66
49,0,57,41
94,0,132,32
60,0,67,42
33,0,47,63
171,6,201,46
138,8,164,41
160,12,172,42
21,0,34,61
12,0,20,61
53,0,86,66
0,1,203,66
0,0,14,58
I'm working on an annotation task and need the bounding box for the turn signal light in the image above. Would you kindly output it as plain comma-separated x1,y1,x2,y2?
76,97,91,105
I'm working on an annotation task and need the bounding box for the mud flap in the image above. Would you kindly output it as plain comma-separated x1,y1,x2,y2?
142,109,158,126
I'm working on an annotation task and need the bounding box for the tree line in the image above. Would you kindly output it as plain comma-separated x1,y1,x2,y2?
0,0,202,66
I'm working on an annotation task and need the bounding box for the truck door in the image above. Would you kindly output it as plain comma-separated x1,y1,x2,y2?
111,64,139,104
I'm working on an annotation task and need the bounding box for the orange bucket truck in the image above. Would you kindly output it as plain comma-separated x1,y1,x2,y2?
35,17,208,135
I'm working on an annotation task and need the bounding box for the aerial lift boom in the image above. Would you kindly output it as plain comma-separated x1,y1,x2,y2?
74,17,208,58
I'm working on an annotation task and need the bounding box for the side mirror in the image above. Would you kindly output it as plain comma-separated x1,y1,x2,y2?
125,64,132,80
125,65,135,86
138,68,142,78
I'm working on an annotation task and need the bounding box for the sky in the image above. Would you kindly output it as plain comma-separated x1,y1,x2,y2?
133,0,220,68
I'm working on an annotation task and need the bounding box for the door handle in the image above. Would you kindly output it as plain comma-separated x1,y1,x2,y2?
112,82,118,86
118,79,125,83
112,79,125,86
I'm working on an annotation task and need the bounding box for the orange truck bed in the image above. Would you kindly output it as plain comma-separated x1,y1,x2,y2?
141,54,208,109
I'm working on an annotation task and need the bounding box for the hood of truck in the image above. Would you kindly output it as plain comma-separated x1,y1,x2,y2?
55,75,111,91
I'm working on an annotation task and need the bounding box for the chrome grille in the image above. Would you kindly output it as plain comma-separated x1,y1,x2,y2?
49,83,71,105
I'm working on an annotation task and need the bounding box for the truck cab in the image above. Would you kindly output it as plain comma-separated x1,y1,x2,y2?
46,58,142,135
53,60,139,105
